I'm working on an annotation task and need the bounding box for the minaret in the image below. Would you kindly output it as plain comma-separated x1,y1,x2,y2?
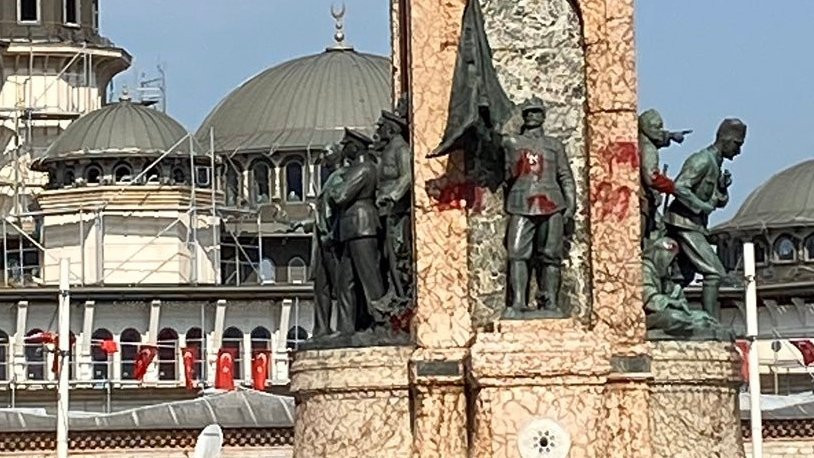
0,0,131,220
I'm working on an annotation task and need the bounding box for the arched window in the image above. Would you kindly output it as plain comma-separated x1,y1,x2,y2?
285,161,303,202
225,164,241,207
145,167,160,184
91,328,113,380
120,328,141,380
288,257,307,284
754,238,768,265
24,329,46,380
114,163,132,183
260,257,276,284
85,165,102,184
172,167,187,185
185,327,204,382
63,168,76,187
286,326,308,350
252,162,270,204
157,328,179,381
250,326,271,350
773,235,798,263
222,327,243,380
805,234,814,262
0,330,8,381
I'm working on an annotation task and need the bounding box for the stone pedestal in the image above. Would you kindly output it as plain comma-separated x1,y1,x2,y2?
290,346,413,458
649,341,745,458
469,320,616,457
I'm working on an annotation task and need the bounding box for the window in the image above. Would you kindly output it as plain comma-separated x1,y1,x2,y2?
64,0,79,26
225,165,241,207
222,327,243,379
24,329,46,380
288,257,307,284
754,238,768,265
157,328,178,381
172,167,187,185
90,328,113,380
120,328,141,380
92,0,98,30
286,326,308,350
0,330,8,381
196,166,211,187
18,0,40,24
259,257,276,284
114,163,132,183
252,162,270,204
63,168,76,187
185,327,204,381
773,235,798,263
85,165,102,184
285,161,303,201
805,235,814,262
251,327,271,350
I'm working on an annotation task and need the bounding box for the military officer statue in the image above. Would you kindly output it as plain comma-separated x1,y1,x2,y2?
665,118,746,321
638,109,691,241
502,97,576,317
330,128,386,334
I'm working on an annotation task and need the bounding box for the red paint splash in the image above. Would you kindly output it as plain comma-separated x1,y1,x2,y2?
599,141,639,177
527,194,558,214
650,172,675,194
514,149,543,177
592,181,633,221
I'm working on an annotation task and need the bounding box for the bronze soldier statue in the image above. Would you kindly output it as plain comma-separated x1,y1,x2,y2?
330,128,386,334
373,109,412,300
665,118,746,321
503,97,576,316
638,109,691,241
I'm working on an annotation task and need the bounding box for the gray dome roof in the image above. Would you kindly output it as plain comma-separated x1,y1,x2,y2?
35,99,191,167
197,47,391,153
715,159,814,232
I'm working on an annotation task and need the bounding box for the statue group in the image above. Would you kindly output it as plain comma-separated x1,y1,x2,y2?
639,111,747,340
302,103,413,347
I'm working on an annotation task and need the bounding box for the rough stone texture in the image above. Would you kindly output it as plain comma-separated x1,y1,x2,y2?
290,347,412,458
469,0,590,325
650,341,745,458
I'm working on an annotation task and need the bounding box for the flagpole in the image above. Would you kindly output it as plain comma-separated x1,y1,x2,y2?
56,258,70,458
744,242,763,458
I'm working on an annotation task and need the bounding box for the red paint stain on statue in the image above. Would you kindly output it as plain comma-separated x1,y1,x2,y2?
592,181,633,221
599,141,638,177
514,149,543,177
527,194,558,214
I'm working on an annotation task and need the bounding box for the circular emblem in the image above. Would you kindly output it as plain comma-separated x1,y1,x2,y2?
517,418,571,458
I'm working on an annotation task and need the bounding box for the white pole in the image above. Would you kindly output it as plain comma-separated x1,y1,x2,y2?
744,242,762,457
56,258,70,458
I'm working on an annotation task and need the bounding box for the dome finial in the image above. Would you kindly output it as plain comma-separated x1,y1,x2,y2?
329,3,352,50
119,85,132,102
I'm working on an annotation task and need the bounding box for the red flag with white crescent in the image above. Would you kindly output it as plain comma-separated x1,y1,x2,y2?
215,348,237,391
182,346,198,391
252,350,271,391
133,345,158,381
734,340,750,381
791,339,814,366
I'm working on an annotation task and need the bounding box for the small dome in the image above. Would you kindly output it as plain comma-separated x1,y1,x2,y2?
715,159,814,232
34,99,191,168
197,47,391,153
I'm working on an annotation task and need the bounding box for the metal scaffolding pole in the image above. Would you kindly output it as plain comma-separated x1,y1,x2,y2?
189,135,198,284
56,258,70,458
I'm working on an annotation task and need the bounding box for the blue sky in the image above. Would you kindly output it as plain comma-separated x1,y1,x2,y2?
102,1,814,223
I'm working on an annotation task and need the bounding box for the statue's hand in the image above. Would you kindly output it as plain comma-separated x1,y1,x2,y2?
669,131,686,144
376,194,394,210
719,170,733,189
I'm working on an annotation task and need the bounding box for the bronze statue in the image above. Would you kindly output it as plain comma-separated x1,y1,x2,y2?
330,128,386,334
503,98,576,317
665,118,746,321
638,109,691,241
643,237,729,340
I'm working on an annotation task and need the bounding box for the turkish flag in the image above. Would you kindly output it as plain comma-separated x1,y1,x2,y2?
100,339,118,354
181,346,198,390
133,345,158,381
252,350,271,391
26,331,57,345
734,340,750,381
215,348,237,391
791,339,814,366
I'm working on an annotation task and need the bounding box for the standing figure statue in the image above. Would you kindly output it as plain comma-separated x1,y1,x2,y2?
503,97,576,317
310,143,345,338
373,109,412,303
665,118,747,321
638,109,691,241
643,237,729,340
330,128,386,334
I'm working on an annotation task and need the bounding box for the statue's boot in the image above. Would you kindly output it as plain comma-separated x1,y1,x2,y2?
538,265,561,311
701,282,722,322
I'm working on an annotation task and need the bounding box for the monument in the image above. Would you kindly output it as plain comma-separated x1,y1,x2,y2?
290,1,746,457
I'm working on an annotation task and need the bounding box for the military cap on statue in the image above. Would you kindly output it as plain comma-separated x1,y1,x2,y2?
380,110,408,129
521,96,546,114
342,127,374,147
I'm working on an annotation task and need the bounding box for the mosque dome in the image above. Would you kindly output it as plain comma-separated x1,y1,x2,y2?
33,97,192,169
196,44,391,153
715,160,814,232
